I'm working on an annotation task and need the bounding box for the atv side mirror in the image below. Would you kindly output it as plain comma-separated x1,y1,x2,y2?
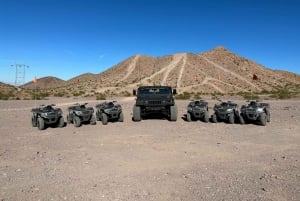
133,89,137,96
172,89,177,95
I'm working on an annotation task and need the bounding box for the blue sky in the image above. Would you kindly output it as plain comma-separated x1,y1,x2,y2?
0,0,299,85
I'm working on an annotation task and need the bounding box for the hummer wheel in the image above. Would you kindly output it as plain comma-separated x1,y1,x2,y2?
133,106,141,122
170,105,178,121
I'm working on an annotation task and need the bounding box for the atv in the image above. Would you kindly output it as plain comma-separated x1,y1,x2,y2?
240,100,270,126
132,86,178,121
67,103,96,127
31,104,65,130
186,100,209,122
211,101,240,124
95,101,124,125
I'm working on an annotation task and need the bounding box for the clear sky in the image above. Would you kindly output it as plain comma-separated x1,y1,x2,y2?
0,0,299,85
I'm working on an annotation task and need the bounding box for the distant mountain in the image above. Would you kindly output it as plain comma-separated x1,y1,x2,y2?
23,76,66,89
14,46,300,96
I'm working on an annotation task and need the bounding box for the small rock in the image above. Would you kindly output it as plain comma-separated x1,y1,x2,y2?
16,169,21,172
261,187,267,191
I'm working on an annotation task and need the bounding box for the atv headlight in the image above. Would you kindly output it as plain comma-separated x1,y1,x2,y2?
257,108,264,112
41,113,48,117
226,108,233,112
188,107,193,112
75,111,83,115
104,109,110,113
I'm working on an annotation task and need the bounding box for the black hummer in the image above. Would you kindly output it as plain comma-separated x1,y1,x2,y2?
186,100,209,122
31,104,65,130
95,101,124,125
211,101,240,124
240,100,270,126
67,103,96,127
132,86,178,121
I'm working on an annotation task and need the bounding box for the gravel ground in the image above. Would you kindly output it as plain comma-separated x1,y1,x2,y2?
0,97,299,201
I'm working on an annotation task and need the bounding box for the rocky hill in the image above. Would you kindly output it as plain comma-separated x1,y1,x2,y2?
2,46,300,98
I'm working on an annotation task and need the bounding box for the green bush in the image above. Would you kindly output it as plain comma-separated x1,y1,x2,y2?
96,93,106,100
175,92,191,100
270,89,293,99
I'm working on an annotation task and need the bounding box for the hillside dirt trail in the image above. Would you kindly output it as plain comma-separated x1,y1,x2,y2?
118,55,140,83
201,55,261,91
176,53,187,88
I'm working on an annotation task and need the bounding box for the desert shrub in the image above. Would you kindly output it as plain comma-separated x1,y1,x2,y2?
32,91,49,100
193,92,202,99
175,92,191,100
238,92,259,100
96,93,106,100
121,91,132,97
211,92,224,100
270,89,293,99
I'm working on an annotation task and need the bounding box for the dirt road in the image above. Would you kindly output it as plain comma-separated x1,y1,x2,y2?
1,98,299,201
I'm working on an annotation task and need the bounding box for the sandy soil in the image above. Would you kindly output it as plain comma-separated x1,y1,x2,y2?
0,97,299,201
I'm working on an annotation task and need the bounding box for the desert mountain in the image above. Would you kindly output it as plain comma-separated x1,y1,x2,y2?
23,76,66,89
18,46,300,95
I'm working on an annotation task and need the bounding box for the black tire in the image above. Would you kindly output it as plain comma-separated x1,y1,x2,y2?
67,115,71,124
259,113,267,126
239,115,245,125
228,113,235,124
118,112,124,122
101,113,108,125
74,116,81,127
170,105,178,121
90,115,96,125
133,106,141,121
266,111,270,122
57,116,65,128
186,113,192,122
203,111,209,123
37,117,45,130
96,112,100,121
32,116,37,127
212,114,218,123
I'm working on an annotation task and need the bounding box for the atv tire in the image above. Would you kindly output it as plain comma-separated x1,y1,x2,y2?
186,112,192,122
228,113,235,124
119,112,124,122
203,111,209,123
57,116,65,128
259,113,267,126
212,114,218,123
101,113,108,125
74,116,81,127
37,117,45,130
90,115,96,125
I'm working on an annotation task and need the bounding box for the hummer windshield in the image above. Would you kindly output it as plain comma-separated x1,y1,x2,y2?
138,87,171,95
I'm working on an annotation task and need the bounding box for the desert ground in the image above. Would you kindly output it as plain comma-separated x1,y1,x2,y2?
0,97,299,201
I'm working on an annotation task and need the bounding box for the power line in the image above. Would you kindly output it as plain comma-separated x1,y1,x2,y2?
11,64,29,86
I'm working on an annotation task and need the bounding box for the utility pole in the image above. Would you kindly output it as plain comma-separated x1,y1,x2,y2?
11,64,29,86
